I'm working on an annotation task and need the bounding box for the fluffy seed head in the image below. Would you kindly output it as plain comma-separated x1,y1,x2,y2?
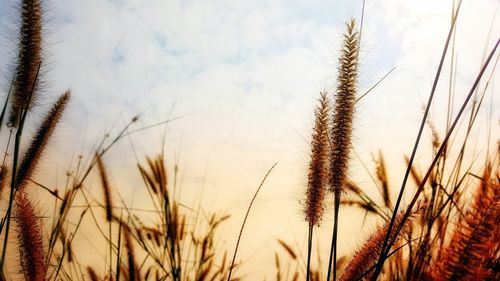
96,153,113,222
16,91,71,190
9,0,44,127
15,190,46,281
330,19,359,195
305,92,330,226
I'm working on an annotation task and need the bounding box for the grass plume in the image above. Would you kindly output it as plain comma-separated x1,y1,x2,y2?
327,18,359,281
9,0,43,128
15,91,71,190
305,91,330,280
305,92,330,226
124,228,141,281
95,153,113,222
15,191,46,281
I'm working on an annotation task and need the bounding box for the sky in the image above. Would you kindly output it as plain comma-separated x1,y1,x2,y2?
0,0,499,279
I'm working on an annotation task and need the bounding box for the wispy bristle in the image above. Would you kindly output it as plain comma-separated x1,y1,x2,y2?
305,92,330,226
9,0,44,127
330,18,359,195
15,190,46,281
96,153,113,222
15,91,71,190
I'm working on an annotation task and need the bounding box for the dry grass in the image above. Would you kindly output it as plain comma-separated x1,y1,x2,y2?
0,0,498,281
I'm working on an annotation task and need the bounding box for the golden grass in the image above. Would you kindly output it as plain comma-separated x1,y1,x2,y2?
0,0,498,280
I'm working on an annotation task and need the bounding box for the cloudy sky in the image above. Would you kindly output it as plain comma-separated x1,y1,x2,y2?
0,0,499,278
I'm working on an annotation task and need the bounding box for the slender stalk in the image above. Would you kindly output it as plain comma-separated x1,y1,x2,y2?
305,91,330,281
306,224,313,281
370,2,462,279
327,195,341,281
372,36,499,280
109,219,113,279
0,62,41,269
227,163,277,281
116,212,123,281
327,19,359,281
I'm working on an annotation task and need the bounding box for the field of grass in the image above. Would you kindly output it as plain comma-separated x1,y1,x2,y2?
0,0,498,280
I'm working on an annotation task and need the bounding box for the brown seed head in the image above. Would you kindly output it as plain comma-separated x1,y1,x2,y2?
330,19,359,195
305,92,330,226
9,0,44,127
16,91,71,190
96,153,113,222
15,190,46,281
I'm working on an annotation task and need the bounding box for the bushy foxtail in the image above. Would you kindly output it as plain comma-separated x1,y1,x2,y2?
328,18,359,281
15,190,46,281
15,91,70,190
305,91,330,226
9,0,44,127
305,92,330,280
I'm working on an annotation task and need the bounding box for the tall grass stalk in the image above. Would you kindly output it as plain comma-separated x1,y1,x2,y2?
304,92,329,280
371,35,499,280
227,163,276,281
0,62,41,269
327,18,359,281
369,1,463,278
